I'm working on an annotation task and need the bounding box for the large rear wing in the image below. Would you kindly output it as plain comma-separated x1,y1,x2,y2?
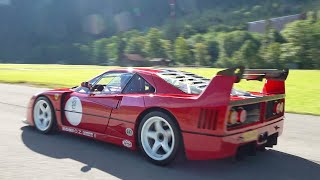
198,67,289,106
216,66,289,83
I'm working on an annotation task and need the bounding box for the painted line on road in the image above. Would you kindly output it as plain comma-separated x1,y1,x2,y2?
0,101,27,108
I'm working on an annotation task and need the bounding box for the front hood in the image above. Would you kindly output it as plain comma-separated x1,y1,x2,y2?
46,88,74,93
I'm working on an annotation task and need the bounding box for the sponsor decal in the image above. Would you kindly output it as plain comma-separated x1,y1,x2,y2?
64,96,82,126
62,126,95,138
122,140,132,148
54,94,60,101
125,128,133,136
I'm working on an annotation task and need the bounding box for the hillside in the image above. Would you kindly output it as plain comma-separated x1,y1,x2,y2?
0,0,319,68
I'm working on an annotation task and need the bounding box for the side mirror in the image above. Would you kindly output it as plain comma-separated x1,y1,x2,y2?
81,82,92,89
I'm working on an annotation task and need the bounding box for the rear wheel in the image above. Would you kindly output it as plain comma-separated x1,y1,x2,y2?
33,97,56,134
138,111,181,166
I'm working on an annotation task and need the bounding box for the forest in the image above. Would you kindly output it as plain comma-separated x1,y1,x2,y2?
0,0,319,69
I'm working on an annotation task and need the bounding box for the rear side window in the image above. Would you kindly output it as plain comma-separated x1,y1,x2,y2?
157,70,210,94
123,74,155,94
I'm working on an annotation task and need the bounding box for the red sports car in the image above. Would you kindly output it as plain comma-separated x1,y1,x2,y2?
24,67,289,165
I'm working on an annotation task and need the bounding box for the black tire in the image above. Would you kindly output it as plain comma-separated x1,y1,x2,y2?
33,96,57,134
138,111,181,166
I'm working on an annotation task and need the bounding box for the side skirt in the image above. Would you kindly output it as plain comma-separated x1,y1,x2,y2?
59,125,137,150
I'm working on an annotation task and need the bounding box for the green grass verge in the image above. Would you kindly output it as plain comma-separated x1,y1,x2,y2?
0,64,319,115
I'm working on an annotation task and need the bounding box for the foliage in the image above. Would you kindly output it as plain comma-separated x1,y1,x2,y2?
0,0,320,69
174,37,192,65
260,43,282,68
105,36,121,65
219,31,257,58
160,39,173,59
144,28,166,58
206,40,220,63
125,36,146,56
281,19,320,69
193,43,211,66
232,40,261,68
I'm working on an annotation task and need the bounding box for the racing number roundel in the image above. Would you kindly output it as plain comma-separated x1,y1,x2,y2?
65,96,82,126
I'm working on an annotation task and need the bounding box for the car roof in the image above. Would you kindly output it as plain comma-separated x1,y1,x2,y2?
108,68,164,75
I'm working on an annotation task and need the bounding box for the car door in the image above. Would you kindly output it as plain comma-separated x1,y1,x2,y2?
107,74,156,138
62,72,133,134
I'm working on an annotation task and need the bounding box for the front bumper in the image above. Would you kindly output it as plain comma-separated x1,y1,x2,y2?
182,119,284,160
22,119,31,125
24,97,36,126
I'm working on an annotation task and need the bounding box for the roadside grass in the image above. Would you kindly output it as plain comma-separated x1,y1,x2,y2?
0,64,319,115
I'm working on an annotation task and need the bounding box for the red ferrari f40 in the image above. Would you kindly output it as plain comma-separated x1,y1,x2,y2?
24,67,288,165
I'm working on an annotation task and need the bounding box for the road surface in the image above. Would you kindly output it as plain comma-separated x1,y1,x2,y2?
0,83,319,180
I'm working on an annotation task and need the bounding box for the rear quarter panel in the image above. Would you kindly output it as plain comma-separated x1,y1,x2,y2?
143,95,229,136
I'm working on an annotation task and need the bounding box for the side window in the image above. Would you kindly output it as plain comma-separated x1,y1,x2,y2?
96,73,133,94
123,74,155,94
75,72,133,94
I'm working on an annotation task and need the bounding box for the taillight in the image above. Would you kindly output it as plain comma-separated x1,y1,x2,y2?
228,108,247,125
228,109,238,124
238,109,247,123
279,102,284,113
274,101,284,114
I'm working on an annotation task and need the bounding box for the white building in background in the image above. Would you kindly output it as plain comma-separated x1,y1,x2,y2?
248,14,306,33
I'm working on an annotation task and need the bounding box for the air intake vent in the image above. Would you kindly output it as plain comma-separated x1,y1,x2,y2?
197,109,218,130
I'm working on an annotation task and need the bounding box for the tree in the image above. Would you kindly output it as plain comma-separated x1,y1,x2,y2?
219,31,256,58
281,19,320,69
260,42,282,68
105,36,121,65
174,37,192,65
262,28,286,46
92,38,108,64
121,30,142,40
206,40,219,63
73,43,91,64
162,20,181,41
193,43,211,66
160,39,173,60
144,28,166,58
125,36,146,55
232,40,261,68
181,25,197,38
279,43,301,67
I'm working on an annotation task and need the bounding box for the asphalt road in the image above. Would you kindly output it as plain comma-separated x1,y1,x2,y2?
0,83,319,180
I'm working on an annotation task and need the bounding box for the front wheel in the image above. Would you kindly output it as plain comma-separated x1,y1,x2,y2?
138,111,181,166
33,97,56,134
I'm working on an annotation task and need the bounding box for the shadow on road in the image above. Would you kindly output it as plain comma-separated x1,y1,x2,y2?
21,126,320,180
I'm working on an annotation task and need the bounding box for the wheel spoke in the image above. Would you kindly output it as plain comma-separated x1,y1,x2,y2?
41,118,46,124
38,113,43,119
147,131,157,140
161,141,171,153
39,104,46,112
154,120,164,132
44,119,50,126
165,129,172,139
152,141,161,153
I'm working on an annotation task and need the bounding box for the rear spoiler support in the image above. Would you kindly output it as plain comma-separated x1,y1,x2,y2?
197,67,288,107
217,66,289,83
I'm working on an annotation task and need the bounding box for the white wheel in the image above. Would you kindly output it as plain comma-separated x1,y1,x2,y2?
33,97,55,133
138,111,181,165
